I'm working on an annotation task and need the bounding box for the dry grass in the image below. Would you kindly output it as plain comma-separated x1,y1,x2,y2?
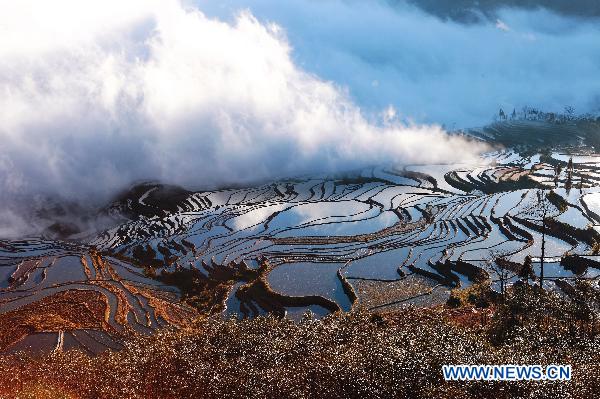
1,286,599,398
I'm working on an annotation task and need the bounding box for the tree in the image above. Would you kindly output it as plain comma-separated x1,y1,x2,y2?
566,171,573,194
555,164,562,175
567,157,574,173
554,164,562,188
487,250,516,299
518,256,535,302
519,255,534,284
522,190,555,289
565,105,575,119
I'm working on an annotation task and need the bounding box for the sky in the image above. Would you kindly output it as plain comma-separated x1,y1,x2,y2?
0,0,598,237
198,0,600,127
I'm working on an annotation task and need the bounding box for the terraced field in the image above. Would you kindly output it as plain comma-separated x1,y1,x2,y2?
3,120,600,353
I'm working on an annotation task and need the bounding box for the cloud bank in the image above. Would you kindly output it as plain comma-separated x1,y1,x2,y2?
201,0,600,127
0,0,487,237
401,0,600,23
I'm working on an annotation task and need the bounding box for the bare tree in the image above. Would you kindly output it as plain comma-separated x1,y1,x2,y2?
522,189,555,289
486,249,516,299
562,157,574,195
554,164,562,188
565,105,575,119
567,156,574,173
519,255,535,287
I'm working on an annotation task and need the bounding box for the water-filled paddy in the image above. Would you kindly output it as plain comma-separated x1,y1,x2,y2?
4,147,600,352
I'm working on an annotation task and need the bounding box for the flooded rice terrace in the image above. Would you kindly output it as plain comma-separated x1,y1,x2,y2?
3,121,600,354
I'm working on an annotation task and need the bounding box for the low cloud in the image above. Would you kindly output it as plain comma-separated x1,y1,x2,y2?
0,0,487,237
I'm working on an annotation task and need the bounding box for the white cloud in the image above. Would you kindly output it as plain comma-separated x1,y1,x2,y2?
495,19,510,31
0,0,487,237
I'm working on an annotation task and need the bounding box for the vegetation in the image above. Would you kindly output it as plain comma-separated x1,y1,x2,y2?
546,190,568,213
1,282,599,399
447,281,496,309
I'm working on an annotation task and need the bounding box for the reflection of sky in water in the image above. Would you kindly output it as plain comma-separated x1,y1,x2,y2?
583,192,600,215
552,152,600,164
555,206,592,229
276,210,398,237
408,164,475,193
166,153,600,299
268,262,352,311
266,201,371,232
223,281,246,319
491,190,526,217
533,262,600,279
509,222,574,263
227,203,289,231
344,248,411,280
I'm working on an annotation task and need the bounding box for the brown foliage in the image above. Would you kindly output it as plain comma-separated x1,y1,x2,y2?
0,300,599,398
